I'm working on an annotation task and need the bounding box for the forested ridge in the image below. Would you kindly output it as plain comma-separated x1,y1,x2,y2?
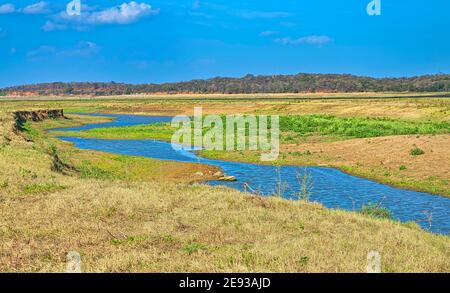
2,73,450,96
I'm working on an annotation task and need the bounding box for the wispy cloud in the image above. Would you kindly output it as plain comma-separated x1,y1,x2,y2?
43,1,159,31
26,45,56,61
26,41,99,61
66,41,99,57
259,30,278,37
0,3,15,14
192,0,200,10
274,35,332,46
279,21,297,27
235,10,292,19
42,21,67,32
22,1,50,14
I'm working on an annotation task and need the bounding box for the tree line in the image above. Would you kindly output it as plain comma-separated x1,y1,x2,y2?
2,73,450,96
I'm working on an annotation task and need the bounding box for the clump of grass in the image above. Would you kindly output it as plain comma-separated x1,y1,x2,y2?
294,168,313,201
399,165,407,171
298,256,309,267
19,167,37,179
183,242,208,254
23,183,66,195
0,180,8,188
21,121,42,141
110,236,146,246
274,166,288,197
360,203,392,220
79,161,118,180
410,146,425,156
289,150,312,156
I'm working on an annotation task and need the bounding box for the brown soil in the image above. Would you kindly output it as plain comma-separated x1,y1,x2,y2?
283,134,450,193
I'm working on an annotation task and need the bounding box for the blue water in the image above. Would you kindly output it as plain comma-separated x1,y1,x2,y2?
54,113,450,235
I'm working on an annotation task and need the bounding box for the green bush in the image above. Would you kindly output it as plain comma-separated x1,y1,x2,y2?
410,147,425,156
360,203,392,220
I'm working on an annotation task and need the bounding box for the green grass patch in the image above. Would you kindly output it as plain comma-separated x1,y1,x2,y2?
279,115,450,138
53,115,450,145
21,121,43,141
78,160,120,180
23,183,66,195
183,242,208,254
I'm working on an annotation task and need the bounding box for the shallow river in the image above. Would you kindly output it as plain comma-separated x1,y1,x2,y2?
54,113,450,235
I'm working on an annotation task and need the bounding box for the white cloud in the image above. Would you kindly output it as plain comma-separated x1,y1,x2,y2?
86,2,158,24
22,1,50,14
44,2,159,31
0,3,15,14
274,35,332,46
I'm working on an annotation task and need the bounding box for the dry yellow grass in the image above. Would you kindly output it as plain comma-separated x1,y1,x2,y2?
0,107,449,272
1,95,449,121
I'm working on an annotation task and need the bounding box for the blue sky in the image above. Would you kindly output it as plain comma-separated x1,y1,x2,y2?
0,0,449,87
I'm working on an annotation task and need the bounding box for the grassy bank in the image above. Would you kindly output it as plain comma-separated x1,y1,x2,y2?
0,110,449,272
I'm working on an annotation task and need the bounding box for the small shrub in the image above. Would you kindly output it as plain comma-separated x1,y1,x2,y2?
360,203,392,220
298,256,309,267
294,168,313,201
0,180,8,188
410,147,425,156
399,165,407,171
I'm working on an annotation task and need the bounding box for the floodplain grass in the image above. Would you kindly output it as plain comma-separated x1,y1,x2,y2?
52,114,450,141
0,111,449,272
